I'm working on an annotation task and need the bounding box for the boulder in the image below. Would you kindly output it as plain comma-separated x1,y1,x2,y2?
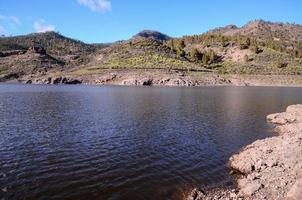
141,78,153,86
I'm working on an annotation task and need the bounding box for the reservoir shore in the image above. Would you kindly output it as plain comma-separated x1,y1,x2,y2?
188,105,302,200
2,70,302,87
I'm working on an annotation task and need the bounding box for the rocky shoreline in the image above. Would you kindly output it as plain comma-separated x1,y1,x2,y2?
188,105,302,200
3,70,302,87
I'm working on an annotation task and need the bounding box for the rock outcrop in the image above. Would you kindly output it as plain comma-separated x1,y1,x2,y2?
0,50,26,57
26,46,46,55
27,76,82,85
188,105,302,200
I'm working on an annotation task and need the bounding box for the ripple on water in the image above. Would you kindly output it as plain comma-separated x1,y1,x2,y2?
1,84,302,199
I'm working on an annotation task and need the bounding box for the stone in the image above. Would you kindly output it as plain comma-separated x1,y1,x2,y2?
141,78,153,86
239,181,262,196
188,188,206,200
1,187,7,192
286,179,302,200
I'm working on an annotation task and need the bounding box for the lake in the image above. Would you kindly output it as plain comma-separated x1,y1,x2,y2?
1,84,302,200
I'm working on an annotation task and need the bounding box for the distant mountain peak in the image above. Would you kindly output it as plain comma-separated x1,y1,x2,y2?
133,30,172,41
210,20,302,41
208,24,238,34
224,24,238,29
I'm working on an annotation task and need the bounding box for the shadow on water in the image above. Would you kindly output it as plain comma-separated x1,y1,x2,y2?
1,84,302,200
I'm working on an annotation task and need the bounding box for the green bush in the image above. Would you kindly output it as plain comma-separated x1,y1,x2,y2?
190,48,202,61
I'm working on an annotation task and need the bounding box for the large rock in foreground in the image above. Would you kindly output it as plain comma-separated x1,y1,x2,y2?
188,105,302,200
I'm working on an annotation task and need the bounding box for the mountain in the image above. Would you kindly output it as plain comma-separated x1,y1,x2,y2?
0,20,302,84
132,30,172,41
0,31,94,56
210,19,302,41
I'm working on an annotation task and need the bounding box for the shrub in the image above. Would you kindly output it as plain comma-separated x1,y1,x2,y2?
276,59,288,68
239,37,251,50
190,48,202,61
251,45,261,54
176,40,185,50
177,49,186,57
202,49,218,65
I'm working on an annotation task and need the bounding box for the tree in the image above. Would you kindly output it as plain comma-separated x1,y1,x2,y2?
177,49,185,57
190,48,202,61
202,52,209,65
176,40,185,50
251,45,261,54
209,50,216,63
171,39,186,58
202,49,217,65
239,37,251,49
244,55,249,63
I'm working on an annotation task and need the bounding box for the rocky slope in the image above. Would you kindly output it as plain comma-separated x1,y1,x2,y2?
188,105,302,200
0,46,64,81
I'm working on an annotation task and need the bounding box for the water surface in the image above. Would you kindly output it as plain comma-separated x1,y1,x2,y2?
1,84,302,200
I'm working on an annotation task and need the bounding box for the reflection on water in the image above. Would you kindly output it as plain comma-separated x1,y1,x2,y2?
1,84,302,200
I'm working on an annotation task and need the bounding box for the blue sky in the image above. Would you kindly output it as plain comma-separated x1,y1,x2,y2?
0,0,301,43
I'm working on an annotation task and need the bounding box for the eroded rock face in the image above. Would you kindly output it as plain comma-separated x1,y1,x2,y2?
120,78,153,86
28,76,82,85
187,104,302,200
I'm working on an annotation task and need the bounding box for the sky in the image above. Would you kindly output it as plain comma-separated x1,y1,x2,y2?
0,0,302,43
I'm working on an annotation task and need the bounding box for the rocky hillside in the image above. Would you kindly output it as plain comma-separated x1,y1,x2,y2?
0,32,102,79
210,19,302,42
168,20,302,75
0,20,302,83
0,31,95,55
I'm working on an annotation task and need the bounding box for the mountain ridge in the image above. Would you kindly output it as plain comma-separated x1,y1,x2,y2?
209,19,302,41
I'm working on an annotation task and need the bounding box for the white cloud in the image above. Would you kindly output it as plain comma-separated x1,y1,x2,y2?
0,14,20,25
10,16,20,25
77,0,111,12
34,20,55,33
